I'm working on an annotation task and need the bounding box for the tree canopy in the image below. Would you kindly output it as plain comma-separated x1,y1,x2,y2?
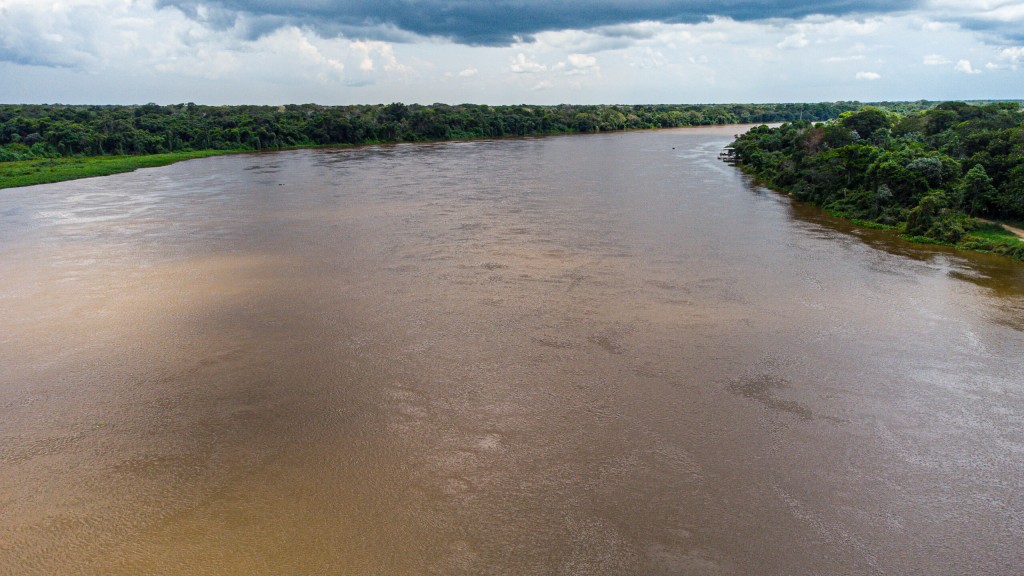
0,101,888,161
729,102,1024,259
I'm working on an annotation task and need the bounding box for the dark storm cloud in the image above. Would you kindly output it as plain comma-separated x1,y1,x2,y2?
157,1,923,45
957,17,1024,44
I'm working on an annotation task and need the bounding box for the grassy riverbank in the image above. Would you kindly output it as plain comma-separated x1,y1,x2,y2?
0,150,236,189
955,223,1024,259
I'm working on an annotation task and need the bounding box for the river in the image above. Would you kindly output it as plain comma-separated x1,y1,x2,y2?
1,125,1022,574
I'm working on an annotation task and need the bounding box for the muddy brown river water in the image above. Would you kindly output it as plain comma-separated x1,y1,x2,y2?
1,125,1023,574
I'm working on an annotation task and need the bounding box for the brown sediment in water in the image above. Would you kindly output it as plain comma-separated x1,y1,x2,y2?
1,126,1023,574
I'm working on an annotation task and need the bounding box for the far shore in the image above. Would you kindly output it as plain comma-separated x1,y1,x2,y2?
0,123,766,190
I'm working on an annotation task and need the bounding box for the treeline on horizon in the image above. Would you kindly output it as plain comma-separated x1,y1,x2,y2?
0,101,926,161
729,101,1024,259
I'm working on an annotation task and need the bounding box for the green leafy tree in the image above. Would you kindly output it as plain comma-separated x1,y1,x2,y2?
958,164,998,215
839,108,891,140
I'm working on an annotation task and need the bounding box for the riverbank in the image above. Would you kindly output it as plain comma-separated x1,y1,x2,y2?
726,105,1024,263
0,150,242,189
738,166,1024,262
952,222,1024,260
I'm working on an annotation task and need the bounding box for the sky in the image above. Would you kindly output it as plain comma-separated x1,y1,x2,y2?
1,0,1023,105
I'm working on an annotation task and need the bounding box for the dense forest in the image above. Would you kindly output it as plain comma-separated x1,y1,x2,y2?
729,101,1024,259
1,101,894,161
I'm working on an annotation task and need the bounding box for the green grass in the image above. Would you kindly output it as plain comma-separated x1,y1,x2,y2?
898,223,1024,260
900,234,953,246
804,194,1022,261
848,218,901,231
0,150,238,189
968,223,1023,243
958,223,1024,260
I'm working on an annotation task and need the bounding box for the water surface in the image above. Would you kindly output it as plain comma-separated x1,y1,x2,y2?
2,126,1023,574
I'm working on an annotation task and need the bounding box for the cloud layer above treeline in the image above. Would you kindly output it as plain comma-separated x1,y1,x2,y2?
1,0,1022,104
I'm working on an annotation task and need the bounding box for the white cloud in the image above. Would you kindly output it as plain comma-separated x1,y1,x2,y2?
253,29,407,85
0,0,425,89
775,15,884,45
927,0,1024,22
0,3,1022,105
954,59,981,73
509,53,547,73
998,46,1024,68
287,28,346,80
821,54,866,63
527,29,635,53
986,2,1024,21
923,0,1024,40
566,53,598,74
777,33,810,49
921,21,957,32
153,47,238,79
627,47,668,69
553,53,600,76
351,41,406,73
923,54,951,65
358,54,374,71
0,0,197,69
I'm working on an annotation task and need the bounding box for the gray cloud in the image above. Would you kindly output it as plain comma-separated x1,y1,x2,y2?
957,18,1024,44
158,1,924,45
